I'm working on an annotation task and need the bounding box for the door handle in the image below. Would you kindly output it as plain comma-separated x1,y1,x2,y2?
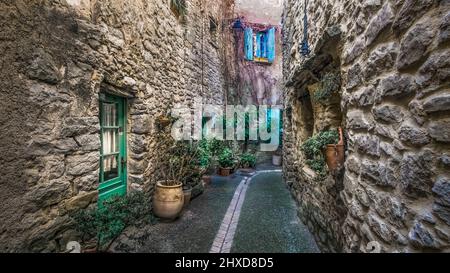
121,157,127,168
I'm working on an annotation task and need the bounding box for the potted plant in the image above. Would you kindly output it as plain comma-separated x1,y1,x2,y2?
239,153,257,172
198,139,213,186
153,142,200,220
324,127,345,172
218,148,235,176
301,128,342,177
272,149,282,166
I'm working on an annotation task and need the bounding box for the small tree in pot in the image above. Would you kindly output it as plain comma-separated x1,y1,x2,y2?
153,140,201,220
239,153,257,169
218,148,235,176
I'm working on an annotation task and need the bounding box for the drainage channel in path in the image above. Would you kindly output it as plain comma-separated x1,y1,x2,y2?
212,170,320,253
111,168,319,253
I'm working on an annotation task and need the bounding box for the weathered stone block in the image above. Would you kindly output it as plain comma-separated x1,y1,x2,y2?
408,221,440,249
349,199,366,221
360,160,396,188
131,115,152,134
66,152,99,176
65,191,98,212
423,93,450,113
347,110,372,130
353,86,376,107
392,0,434,35
380,142,402,162
365,42,398,79
438,10,450,45
367,213,395,243
26,49,61,84
417,50,450,88
345,156,361,175
61,117,99,137
398,125,431,146
129,134,148,154
74,134,100,151
400,151,435,197
433,203,450,225
26,180,71,210
346,63,363,90
365,3,394,46
428,118,450,143
397,23,435,70
432,177,450,207
376,74,417,99
372,105,404,124
356,135,380,157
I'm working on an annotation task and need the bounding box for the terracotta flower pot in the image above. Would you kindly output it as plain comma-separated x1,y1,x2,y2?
325,144,345,172
153,181,184,220
202,175,212,186
218,167,232,177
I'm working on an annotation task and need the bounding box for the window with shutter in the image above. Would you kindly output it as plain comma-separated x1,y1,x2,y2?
244,27,254,61
244,27,276,64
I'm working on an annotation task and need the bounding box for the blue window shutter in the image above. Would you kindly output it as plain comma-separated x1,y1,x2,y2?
267,27,276,63
262,32,268,58
256,32,262,58
244,27,253,61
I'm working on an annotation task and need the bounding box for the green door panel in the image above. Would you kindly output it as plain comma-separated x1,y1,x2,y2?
99,93,127,205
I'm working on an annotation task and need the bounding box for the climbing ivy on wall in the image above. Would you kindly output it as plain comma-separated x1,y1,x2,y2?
313,72,341,105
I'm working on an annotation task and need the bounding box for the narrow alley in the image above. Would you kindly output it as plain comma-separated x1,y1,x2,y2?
0,0,449,255
111,166,319,253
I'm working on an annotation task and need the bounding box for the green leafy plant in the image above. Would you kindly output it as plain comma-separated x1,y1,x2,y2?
160,141,204,186
218,148,235,168
71,191,155,252
197,139,212,170
209,138,226,157
301,130,339,176
239,153,257,169
313,73,341,104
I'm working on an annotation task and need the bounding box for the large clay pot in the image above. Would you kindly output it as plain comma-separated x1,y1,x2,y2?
153,181,184,220
325,144,345,172
218,167,232,176
272,155,282,166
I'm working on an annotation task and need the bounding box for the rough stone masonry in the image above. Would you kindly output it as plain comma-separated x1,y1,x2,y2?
282,0,450,252
0,0,232,252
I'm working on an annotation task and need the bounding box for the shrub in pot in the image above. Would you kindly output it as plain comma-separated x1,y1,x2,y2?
218,148,235,176
198,139,213,186
239,153,257,170
301,129,342,177
153,141,202,220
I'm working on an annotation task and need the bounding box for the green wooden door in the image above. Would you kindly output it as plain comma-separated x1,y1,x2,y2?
99,93,127,205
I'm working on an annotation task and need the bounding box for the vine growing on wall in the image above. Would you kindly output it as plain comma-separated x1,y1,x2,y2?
313,72,341,104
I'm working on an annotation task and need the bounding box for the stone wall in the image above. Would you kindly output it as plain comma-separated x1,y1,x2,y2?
282,0,450,252
0,0,232,252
